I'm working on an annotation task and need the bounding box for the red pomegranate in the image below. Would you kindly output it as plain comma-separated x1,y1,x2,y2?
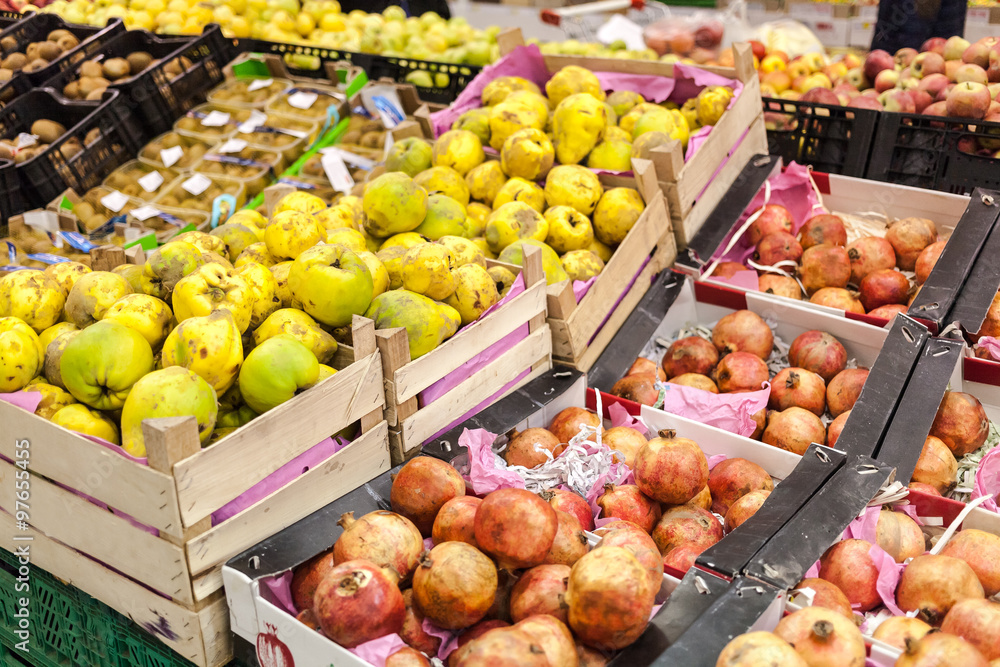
713,351,769,393
688,484,713,510
747,204,795,245
826,410,850,449
871,616,932,651
875,509,926,563
847,236,897,284
296,608,320,630
334,511,424,583
819,539,880,611
886,217,937,271
712,309,774,359
541,488,595,531
391,456,466,536
769,367,827,415
661,335,719,378
475,488,558,570
291,549,336,612
576,642,610,667
799,214,848,249
788,330,847,383
667,373,719,393
594,521,664,593
915,240,947,284
516,615,577,667
940,529,1000,596
450,626,548,667
510,564,571,624
827,368,869,417
908,482,942,496
314,559,405,648
602,426,647,468
708,457,774,517
912,435,957,495
709,261,750,279
596,484,661,533
976,291,1000,338
716,632,807,667
400,589,442,656
773,607,866,667
433,496,483,548
662,543,706,573
894,630,989,667
897,554,985,625
792,578,854,619
609,374,659,406
505,428,565,468
565,546,655,650
451,619,511,663
634,429,709,504
867,303,909,320
544,510,588,567
859,268,911,312
750,408,767,440
809,287,865,314
930,391,990,456
386,647,431,667
800,243,851,295
724,489,770,533
414,542,497,630
756,231,803,266
652,505,723,554
763,407,827,455
626,357,666,382
548,407,602,444
941,598,1000,659
758,274,803,299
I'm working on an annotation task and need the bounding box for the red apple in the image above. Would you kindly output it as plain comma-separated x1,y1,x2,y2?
848,95,884,110
945,59,962,81
845,67,868,90
937,82,956,102
695,21,725,49
895,47,918,68
989,45,1000,83
957,63,989,85
989,101,1000,117
864,50,894,81
875,69,899,92
801,87,840,105
923,100,948,116
882,89,916,113
946,81,992,119
964,38,998,67
944,36,971,61
912,51,946,79
911,89,934,112
843,53,862,69
921,37,946,54
989,82,1000,99
917,73,950,97
861,88,880,98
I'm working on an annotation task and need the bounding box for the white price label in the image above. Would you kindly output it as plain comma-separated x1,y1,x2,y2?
218,138,248,154
130,205,161,221
100,190,130,213
287,91,319,110
137,171,164,193
321,152,355,194
160,145,184,168
322,146,376,171
201,110,231,127
968,7,990,22
382,131,394,161
812,4,833,18
182,174,212,196
237,110,269,134
247,77,274,92
16,133,37,149
23,209,59,233
124,227,146,243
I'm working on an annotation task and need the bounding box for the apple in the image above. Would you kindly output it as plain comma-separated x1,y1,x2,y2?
921,37,946,54
802,52,826,73
760,84,779,98
824,62,848,82
875,69,900,92
938,83,956,102
944,36,971,61
912,52,946,79
981,112,1000,150
833,82,860,104
760,54,786,74
787,57,811,80
989,45,1000,83
945,59,962,81
289,244,374,328
923,100,947,116
864,49,894,81
848,96,884,111
946,81,992,119
120,367,218,457
911,89,934,113
802,73,833,90
895,47,918,68
957,63,989,85
60,320,154,411
696,21,724,49
862,88,881,98
762,70,792,93
964,38,998,67
842,53,862,69
748,39,766,61
800,87,840,105
238,334,319,414
792,74,809,93
989,102,1000,117
917,73,950,97
989,83,1000,99
780,90,801,101
845,67,868,90
881,89,916,114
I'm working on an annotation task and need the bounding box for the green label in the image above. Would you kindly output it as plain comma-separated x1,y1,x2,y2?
232,58,272,79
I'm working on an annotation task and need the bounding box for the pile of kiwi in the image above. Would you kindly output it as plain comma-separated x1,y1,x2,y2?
157,175,241,214
198,148,278,196
139,131,212,170
208,77,289,107
267,87,341,122
71,186,139,232
0,29,81,83
61,53,191,101
104,161,177,200
339,115,390,150
0,119,97,164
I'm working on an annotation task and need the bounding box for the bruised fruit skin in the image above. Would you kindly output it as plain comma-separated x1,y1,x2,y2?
800,243,851,295
334,511,424,583
799,214,848,249
847,236,897,285
792,578,854,619
896,554,985,625
634,429,709,505
596,484,661,533
755,231,803,266
810,287,865,314
774,606,866,667
314,560,406,648
827,368,869,417
871,616,932,651
390,456,466,536
668,373,719,393
400,589,442,656
651,505,724,555
548,407,602,444
911,435,957,495
708,458,774,517
291,549,335,612
475,488,558,570
712,309,774,359
859,269,911,312
602,427,648,468
826,410,850,449
713,351,769,393
724,489,770,533
450,626,549,667
609,373,659,406
789,330,848,383
941,598,1000,660
758,274,803,299
769,367,827,415
510,564,571,624
916,240,947,285
819,539,881,612
763,407,826,455
544,510,589,567
413,542,497,631
886,217,937,271
505,428,564,468
593,521,664,594
716,632,807,667
661,335,719,378
433,496,483,548
875,509,926,563
894,631,990,667
939,529,1000,597
930,391,990,456
542,488,595,531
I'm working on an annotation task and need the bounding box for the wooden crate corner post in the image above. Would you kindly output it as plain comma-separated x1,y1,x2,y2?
91,245,127,272
351,314,384,435
497,28,526,57
143,416,211,542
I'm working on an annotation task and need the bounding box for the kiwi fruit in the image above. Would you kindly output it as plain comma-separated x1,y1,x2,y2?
0,68,12,82
22,59,48,74
0,143,11,159
24,42,39,61
47,30,73,42
84,128,100,145
79,60,102,78
86,88,106,101
62,80,80,99
31,120,65,143
37,41,61,62
73,202,95,219
56,35,79,51
163,58,183,76
2,53,25,70
126,51,152,74
14,147,34,164
60,141,82,160
83,214,108,232
102,57,130,81
1,35,16,51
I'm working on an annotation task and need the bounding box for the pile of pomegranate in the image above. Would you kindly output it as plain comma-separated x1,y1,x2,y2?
610,309,868,454
709,203,944,318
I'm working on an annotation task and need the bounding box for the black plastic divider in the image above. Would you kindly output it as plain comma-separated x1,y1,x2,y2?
0,156,20,226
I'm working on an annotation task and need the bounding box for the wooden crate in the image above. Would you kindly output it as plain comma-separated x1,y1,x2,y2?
0,316,389,667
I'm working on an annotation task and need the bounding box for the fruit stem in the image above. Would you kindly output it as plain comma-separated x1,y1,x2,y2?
337,511,356,530
811,620,833,641
658,429,677,439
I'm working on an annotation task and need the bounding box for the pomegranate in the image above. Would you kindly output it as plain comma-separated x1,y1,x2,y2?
773,607,866,667
875,509,926,563
452,619,511,659
391,456,466,536
897,554,985,625
565,546,655,650
400,589,442,655
941,598,1000,659
867,303,909,320
652,505,724,554
716,632,807,667
291,549,335,612
576,643,610,667
750,408,767,440
908,482,942,496
688,484,713,510
886,217,937,271
667,373,719,393
915,240,947,284
789,330,847,383
661,336,719,378
475,488,558,570
930,391,990,456
662,544,706,574
792,578,854,619
809,287,865,314
763,407,826,455
709,261,750,279
602,426,647,468
818,539,880,611
940,529,1000,596
634,429,709,504
827,368,869,417
296,608,320,631
747,204,795,245
847,236,897,285
713,351,769,393
976,291,1000,338
505,428,565,468
334,511,424,583
724,489,770,533
609,374,659,406
800,243,851,295
433,496,483,548
596,484,661,533
548,407,602,444
769,367,827,415
758,274,803,299
314,559,405,648
386,647,431,667
894,631,989,667
712,310,774,359
541,488,595,531
414,542,497,630
516,615,577,667
450,627,548,667
708,457,774,516
911,435,957,495
859,268,911,312
544,510,588,566
826,410,850,449
871,616,932,651
799,214,848,249
755,231,803,266
510,564,571,624
626,357,666,382
594,521,664,593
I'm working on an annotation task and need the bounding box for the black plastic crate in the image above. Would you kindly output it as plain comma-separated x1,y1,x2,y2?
365,54,482,105
0,11,22,30
0,156,21,226
866,111,1000,195
762,97,879,177
0,88,142,209
235,37,367,79
43,25,232,141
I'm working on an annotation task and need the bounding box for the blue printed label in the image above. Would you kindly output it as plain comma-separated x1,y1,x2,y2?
26,253,70,264
59,231,98,252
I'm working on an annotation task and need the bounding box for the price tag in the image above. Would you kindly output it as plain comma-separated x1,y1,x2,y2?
16,133,37,149
138,170,164,193
322,146,376,171
100,190,130,213
26,253,70,264
812,4,834,18
23,209,59,233
201,110,231,127
182,174,212,196
287,90,319,110
218,138,249,154
236,110,269,134
130,205,161,221
247,77,274,92
160,145,184,168
968,7,990,22
383,130,394,161
321,151,355,194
